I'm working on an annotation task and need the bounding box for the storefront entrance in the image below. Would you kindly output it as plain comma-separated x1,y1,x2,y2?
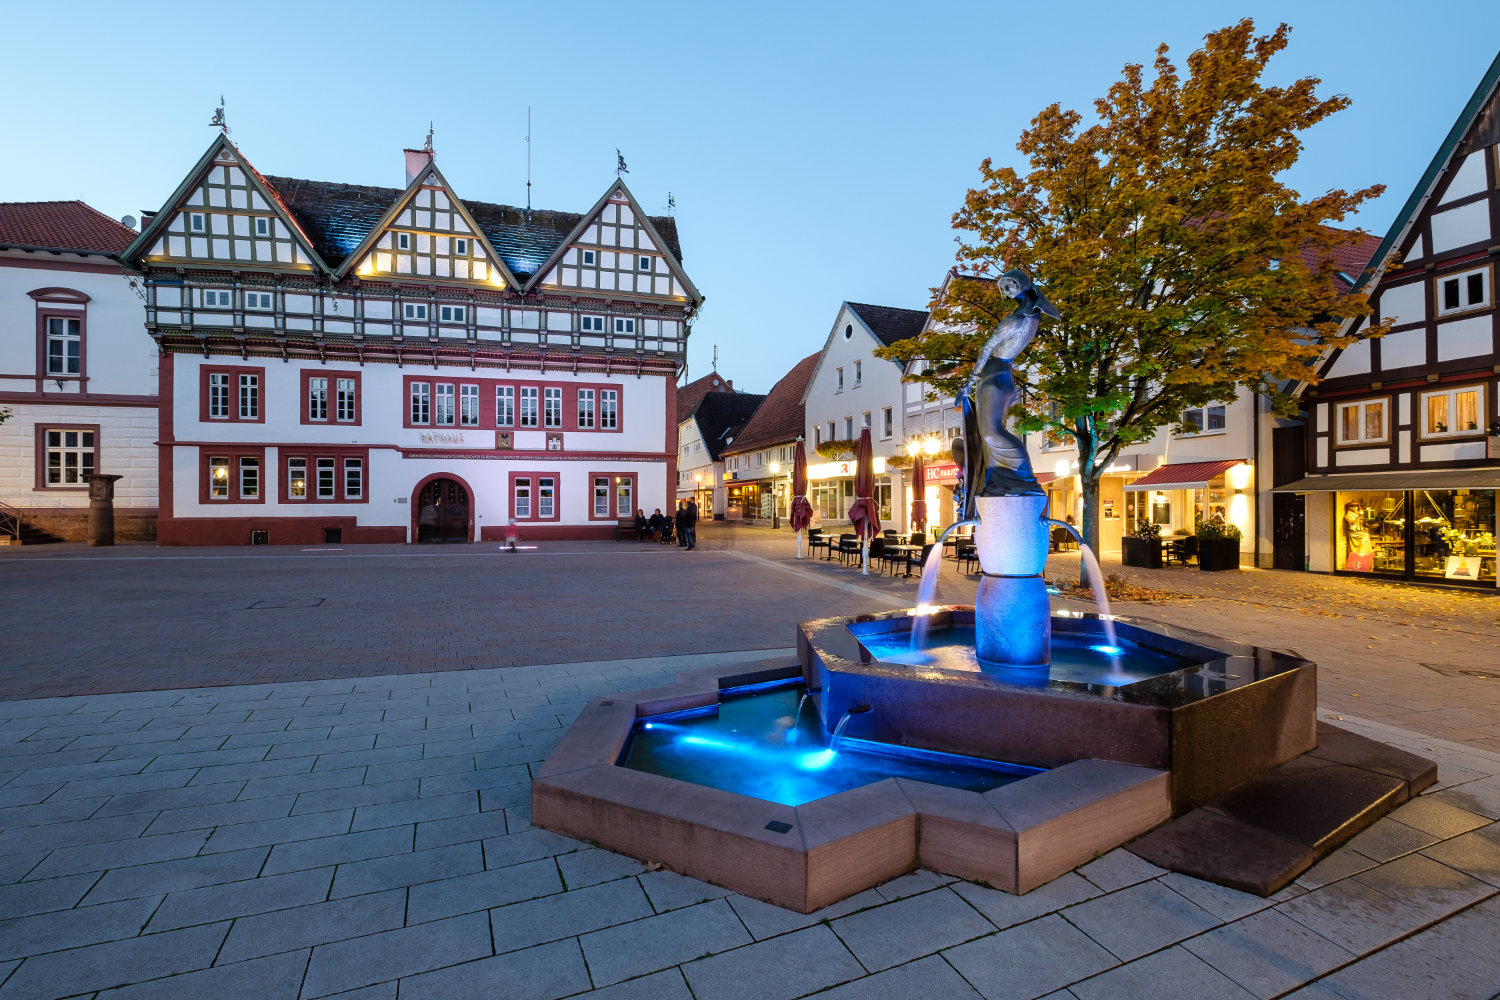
414,477,471,543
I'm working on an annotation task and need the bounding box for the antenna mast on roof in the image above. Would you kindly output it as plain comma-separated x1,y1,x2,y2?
525,107,532,223
423,122,434,154
712,345,718,372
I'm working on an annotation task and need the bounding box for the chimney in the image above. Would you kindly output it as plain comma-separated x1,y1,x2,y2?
403,148,433,186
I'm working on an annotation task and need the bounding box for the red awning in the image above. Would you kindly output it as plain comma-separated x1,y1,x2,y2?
1124,459,1246,491
1035,472,1058,485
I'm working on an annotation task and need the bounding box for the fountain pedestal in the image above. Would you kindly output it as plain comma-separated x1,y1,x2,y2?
973,495,1051,667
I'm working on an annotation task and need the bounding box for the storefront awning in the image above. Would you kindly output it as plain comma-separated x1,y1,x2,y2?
1124,459,1246,491
1035,472,1057,485
1270,469,1500,492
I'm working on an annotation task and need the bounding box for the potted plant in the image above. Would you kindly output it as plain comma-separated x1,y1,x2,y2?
1122,521,1163,569
1195,515,1242,571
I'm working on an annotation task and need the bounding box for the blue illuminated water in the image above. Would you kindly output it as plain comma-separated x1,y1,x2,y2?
622,684,1034,806
858,625,1186,688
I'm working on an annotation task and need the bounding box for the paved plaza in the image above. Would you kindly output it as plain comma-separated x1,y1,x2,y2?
2,525,1499,999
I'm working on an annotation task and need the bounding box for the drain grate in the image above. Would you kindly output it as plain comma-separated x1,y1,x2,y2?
246,598,326,609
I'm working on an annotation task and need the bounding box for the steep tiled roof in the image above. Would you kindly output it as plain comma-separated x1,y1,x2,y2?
693,391,766,462
0,200,137,254
1309,226,1384,287
260,175,681,279
847,302,929,348
722,352,819,455
676,372,736,425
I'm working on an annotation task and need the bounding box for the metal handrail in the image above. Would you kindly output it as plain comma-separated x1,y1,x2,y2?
0,500,19,543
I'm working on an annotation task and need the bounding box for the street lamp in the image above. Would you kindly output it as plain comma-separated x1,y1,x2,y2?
769,461,781,528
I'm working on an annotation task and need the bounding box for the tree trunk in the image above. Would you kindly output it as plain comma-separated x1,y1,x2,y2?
1080,471,1103,588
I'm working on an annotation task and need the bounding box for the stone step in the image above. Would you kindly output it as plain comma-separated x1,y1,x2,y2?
1126,727,1437,895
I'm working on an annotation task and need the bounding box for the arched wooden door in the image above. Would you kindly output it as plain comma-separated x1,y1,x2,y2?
415,477,471,543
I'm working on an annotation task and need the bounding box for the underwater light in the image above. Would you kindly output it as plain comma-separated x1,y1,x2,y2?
643,723,654,730
798,749,836,770
679,735,736,751
1091,644,1124,656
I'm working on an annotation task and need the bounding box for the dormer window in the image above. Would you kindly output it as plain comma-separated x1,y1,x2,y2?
254,217,270,237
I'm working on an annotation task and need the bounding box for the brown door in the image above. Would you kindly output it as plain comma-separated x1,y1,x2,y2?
417,478,470,543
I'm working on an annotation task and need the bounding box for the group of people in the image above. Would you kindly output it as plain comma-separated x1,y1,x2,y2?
633,500,699,549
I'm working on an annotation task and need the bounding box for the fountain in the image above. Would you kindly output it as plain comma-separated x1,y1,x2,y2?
534,270,1435,912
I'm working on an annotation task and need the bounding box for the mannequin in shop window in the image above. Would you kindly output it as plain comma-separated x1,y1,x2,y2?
1342,501,1375,572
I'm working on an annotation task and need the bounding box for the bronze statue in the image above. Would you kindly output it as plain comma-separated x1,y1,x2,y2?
953,270,1060,520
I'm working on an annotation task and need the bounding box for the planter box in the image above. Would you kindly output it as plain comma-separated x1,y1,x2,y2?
1122,537,1163,569
1197,537,1241,572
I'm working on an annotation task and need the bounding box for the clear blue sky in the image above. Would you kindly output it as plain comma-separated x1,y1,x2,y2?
3,1,1496,393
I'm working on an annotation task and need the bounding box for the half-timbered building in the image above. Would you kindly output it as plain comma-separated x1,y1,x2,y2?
121,136,702,544
1277,52,1500,588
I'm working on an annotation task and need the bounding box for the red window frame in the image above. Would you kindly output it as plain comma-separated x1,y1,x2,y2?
281,447,370,504
198,446,266,504
29,288,90,387
395,376,625,434
509,469,561,522
200,365,266,424
588,470,638,521
301,369,362,425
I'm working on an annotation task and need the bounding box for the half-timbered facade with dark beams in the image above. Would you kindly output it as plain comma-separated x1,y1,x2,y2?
121,135,702,544
1276,51,1500,588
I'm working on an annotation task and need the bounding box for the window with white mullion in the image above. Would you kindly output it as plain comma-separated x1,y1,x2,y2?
287,457,308,499
496,386,515,427
615,477,632,517
239,457,260,499
1336,399,1387,445
577,390,596,429
45,317,81,376
539,477,556,519
459,384,479,427
238,374,259,420
593,476,610,517
44,429,95,486
316,458,336,499
336,379,356,422
434,384,456,426
514,477,532,518
1437,266,1491,317
410,382,431,425
343,458,363,499
1421,385,1486,438
208,456,230,499
308,377,328,421
543,387,562,428
208,373,230,419
600,390,618,430
519,386,539,428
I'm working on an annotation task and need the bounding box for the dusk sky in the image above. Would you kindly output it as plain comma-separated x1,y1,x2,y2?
4,1,1497,393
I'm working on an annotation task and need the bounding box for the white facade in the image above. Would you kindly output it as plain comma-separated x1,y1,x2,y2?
0,246,157,537
675,416,722,514
802,304,906,522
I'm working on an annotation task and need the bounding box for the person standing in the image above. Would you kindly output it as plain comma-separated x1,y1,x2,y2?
685,497,699,551
675,500,689,548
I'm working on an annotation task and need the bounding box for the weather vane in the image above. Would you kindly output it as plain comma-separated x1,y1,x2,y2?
616,149,629,177
423,121,434,154
209,96,228,136
667,192,676,217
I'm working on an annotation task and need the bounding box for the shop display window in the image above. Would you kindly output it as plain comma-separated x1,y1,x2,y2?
1336,489,1495,584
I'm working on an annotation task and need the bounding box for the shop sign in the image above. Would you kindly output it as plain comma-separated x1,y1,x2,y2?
807,457,887,479
1488,436,1500,460
1103,498,1116,519
924,463,959,482
1445,556,1484,580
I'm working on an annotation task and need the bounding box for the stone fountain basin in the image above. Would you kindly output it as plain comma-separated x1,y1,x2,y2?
532,657,1170,913
800,608,1318,813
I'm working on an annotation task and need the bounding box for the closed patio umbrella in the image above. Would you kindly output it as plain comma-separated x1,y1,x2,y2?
846,428,880,575
790,437,813,558
910,452,927,538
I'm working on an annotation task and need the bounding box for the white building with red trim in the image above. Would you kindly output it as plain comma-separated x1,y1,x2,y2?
0,201,154,542
120,136,702,545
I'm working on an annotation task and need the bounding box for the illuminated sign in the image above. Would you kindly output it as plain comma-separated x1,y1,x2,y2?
806,457,888,479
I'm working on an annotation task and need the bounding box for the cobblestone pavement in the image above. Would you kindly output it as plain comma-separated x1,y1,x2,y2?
5,524,1500,759
0,651,1498,1000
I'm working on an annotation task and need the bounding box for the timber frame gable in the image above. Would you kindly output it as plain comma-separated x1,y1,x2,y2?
334,162,520,290
1304,50,1500,394
123,135,331,275
528,179,701,305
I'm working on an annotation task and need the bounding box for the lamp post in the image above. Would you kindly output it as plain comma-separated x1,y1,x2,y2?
769,461,781,529
693,472,703,516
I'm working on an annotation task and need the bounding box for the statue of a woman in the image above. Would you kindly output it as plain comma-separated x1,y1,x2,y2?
953,270,1060,520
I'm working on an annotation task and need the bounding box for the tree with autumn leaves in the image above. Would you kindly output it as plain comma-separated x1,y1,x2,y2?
877,20,1390,559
